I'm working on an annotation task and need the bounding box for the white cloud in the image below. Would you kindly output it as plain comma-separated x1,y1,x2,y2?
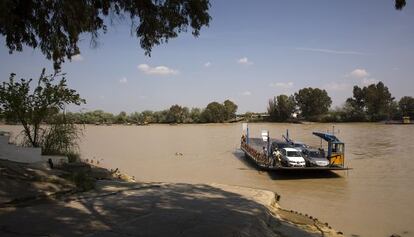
204,62,211,67
362,78,379,85
137,64,179,76
237,57,253,65
295,47,365,55
119,77,128,84
350,68,369,78
324,82,350,91
71,54,83,61
242,91,252,96
270,82,294,89
346,68,378,86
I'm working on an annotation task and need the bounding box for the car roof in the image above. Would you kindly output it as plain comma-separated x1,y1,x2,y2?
304,148,320,152
283,147,299,152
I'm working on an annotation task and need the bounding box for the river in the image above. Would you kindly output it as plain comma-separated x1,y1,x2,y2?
1,123,413,237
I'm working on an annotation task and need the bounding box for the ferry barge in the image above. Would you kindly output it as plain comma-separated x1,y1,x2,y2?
240,124,350,171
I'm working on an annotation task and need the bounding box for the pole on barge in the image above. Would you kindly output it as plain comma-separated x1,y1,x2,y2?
247,126,249,144
267,131,270,158
242,123,249,145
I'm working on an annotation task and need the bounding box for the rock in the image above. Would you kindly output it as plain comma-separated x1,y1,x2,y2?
61,162,92,173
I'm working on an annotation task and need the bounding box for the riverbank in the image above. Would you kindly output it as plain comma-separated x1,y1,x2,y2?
0,158,342,237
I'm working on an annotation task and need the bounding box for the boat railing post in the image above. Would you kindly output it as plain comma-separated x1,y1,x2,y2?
246,126,249,145
267,132,270,157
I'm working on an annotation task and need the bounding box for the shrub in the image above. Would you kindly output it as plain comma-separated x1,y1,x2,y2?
41,114,84,160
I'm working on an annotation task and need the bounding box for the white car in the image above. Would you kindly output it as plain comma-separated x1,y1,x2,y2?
280,148,306,167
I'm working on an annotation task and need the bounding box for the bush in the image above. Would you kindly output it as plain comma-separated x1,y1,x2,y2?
66,152,81,163
68,171,95,191
41,114,83,158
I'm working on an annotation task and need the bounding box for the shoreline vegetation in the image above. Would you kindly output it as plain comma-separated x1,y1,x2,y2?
3,81,411,126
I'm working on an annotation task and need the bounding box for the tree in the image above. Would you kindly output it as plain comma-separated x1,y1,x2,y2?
345,82,394,121
389,101,401,120
153,110,169,123
0,0,211,70
395,0,407,10
116,111,128,124
201,102,226,123
167,105,189,123
141,110,155,123
346,86,365,112
0,69,85,147
223,99,238,120
129,111,141,124
399,96,414,118
190,108,202,123
363,82,394,121
294,88,332,120
344,86,368,121
267,95,296,122
41,114,83,156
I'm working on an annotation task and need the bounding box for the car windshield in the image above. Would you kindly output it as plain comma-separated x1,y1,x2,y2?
309,151,323,158
287,151,301,157
276,143,289,149
294,143,305,148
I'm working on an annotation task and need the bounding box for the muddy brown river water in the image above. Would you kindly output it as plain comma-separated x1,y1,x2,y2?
1,123,413,237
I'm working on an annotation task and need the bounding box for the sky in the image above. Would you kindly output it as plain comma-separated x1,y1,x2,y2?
1,0,414,114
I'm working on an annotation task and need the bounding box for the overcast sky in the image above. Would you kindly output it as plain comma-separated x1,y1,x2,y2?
1,0,413,114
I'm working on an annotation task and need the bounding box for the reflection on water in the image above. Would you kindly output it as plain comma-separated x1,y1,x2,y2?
1,123,413,237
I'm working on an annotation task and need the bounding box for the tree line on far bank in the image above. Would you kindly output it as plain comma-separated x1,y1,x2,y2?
267,81,414,122
61,100,238,125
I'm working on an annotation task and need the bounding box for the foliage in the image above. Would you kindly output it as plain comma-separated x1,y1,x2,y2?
294,87,332,120
339,101,367,122
223,100,238,120
395,0,407,10
0,69,85,147
200,100,238,123
66,152,81,163
63,99,237,124
387,101,401,120
68,171,95,191
41,114,83,157
346,82,394,121
342,86,369,122
115,111,128,124
201,102,227,123
67,110,114,124
267,95,296,122
363,82,394,121
189,108,202,123
166,105,190,123
0,0,211,70
346,86,365,114
399,96,414,118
